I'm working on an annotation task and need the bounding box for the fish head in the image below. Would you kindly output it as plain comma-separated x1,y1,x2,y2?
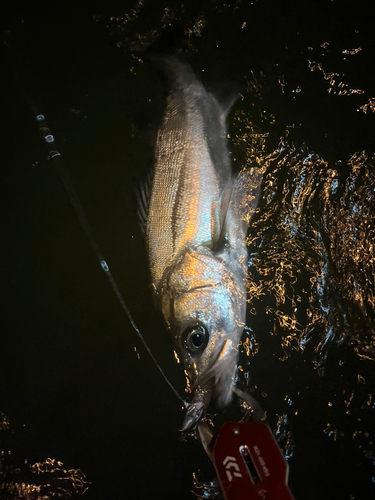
160,246,247,429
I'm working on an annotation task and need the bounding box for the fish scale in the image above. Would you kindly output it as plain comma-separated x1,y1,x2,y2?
149,93,222,288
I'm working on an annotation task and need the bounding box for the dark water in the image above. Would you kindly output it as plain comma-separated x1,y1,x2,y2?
1,1,375,499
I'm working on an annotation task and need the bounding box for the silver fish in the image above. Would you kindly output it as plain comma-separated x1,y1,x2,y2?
140,57,261,429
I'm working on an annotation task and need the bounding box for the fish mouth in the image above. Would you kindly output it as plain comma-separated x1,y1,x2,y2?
181,338,238,431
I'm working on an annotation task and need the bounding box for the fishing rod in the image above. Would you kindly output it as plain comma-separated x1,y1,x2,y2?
4,33,185,407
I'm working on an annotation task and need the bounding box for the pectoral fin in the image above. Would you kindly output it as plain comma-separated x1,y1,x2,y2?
218,183,233,237
225,167,263,244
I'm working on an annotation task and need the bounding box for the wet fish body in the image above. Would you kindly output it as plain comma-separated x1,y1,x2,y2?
141,58,260,427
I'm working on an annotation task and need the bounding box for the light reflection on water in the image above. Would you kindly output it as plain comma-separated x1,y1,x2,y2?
242,143,375,363
0,410,89,500
232,70,375,499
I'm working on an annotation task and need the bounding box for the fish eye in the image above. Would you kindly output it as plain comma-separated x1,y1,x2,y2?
183,325,208,354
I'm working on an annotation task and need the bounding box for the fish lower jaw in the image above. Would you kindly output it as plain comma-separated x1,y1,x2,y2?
181,384,212,432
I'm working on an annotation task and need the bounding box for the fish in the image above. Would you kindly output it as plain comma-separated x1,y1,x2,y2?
139,57,261,430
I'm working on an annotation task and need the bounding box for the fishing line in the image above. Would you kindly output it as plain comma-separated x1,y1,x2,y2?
5,34,186,406
35,114,185,406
